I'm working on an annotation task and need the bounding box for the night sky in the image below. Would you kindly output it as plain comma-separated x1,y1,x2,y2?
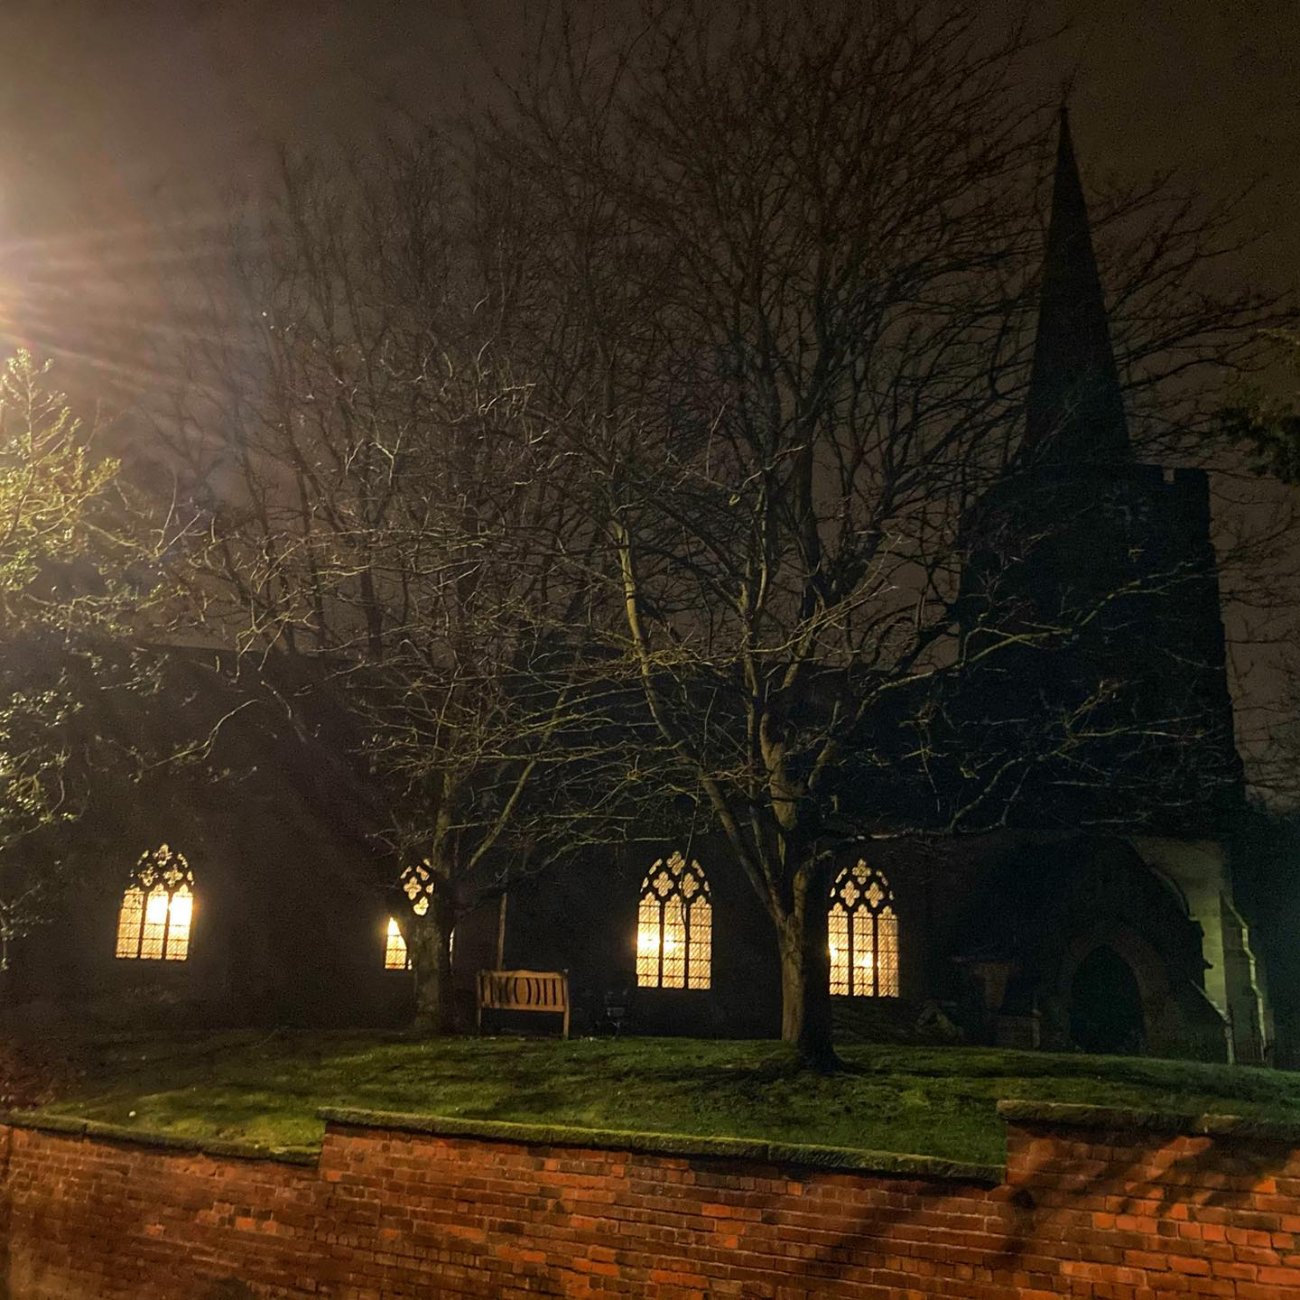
0,0,1297,769
0,2,1296,275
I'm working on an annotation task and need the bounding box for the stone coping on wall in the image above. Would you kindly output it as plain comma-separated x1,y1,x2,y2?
998,1098,1300,1143
317,1105,1004,1183
9,1098,1293,1184
0,1109,318,1166
0,1103,1000,1182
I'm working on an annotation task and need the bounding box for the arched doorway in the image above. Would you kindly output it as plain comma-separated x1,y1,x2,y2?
1068,945,1147,1055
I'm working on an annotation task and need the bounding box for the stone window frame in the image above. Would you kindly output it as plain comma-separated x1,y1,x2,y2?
113,844,196,963
636,852,713,990
828,859,899,998
383,862,435,971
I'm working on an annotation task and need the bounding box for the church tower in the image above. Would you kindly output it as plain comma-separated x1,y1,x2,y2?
959,109,1241,833
954,110,1267,1062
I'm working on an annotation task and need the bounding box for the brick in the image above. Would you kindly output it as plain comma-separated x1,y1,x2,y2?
9,1118,1300,1298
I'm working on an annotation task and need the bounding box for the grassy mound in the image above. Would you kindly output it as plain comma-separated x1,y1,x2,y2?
23,1032,1300,1166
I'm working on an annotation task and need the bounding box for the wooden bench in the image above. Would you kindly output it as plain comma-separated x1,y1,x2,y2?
476,969,570,1039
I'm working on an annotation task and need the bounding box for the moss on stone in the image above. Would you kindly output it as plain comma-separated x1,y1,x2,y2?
318,1106,1003,1182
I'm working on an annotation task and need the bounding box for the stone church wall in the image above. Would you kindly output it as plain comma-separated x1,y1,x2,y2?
4,1103,1300,1297
499,831,1231,1057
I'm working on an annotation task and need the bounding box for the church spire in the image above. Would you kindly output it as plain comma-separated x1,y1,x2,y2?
1024,108,1129,464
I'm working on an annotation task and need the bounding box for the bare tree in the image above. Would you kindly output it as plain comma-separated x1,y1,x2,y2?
1222,330,1300,485
468,0,1290,1067
149,144,637,1034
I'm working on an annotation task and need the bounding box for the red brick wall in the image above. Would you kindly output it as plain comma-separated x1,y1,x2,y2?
3,1104,1300,1297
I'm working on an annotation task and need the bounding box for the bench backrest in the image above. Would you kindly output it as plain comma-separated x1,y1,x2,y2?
477,969,569,1015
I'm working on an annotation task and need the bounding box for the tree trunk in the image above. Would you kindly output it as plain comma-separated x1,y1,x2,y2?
408,898,456,1037
777,888,840,1072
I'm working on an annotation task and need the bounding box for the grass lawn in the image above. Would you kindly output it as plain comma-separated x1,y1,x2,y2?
22,1032,1300,1166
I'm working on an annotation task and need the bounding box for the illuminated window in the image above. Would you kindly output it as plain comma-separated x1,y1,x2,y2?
114,844,195,962
400,861,432,917
382,862,439,970
636,852,712,990
384,917,410,970
828,860,898,997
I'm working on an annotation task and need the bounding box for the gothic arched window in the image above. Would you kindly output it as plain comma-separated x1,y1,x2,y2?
383,863,434,970
636,852,712,990
400,861,433,919
828,860,898,997
114,844,195,962
384,917,411,970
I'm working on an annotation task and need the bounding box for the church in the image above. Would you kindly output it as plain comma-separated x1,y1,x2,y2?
9,115,1275,1066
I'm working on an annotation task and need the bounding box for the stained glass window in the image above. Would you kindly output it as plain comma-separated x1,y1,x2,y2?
828,860,898,998
384,917,410,970
382,863,439,969
636,852,712,990
114,845,195,962
400,861,433,917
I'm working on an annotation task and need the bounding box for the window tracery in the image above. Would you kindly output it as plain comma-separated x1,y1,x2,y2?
114,844,195,962
636,852,712,990
382,862,434,970
828,860,898,997
384,917,410,970
400,861,433,917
